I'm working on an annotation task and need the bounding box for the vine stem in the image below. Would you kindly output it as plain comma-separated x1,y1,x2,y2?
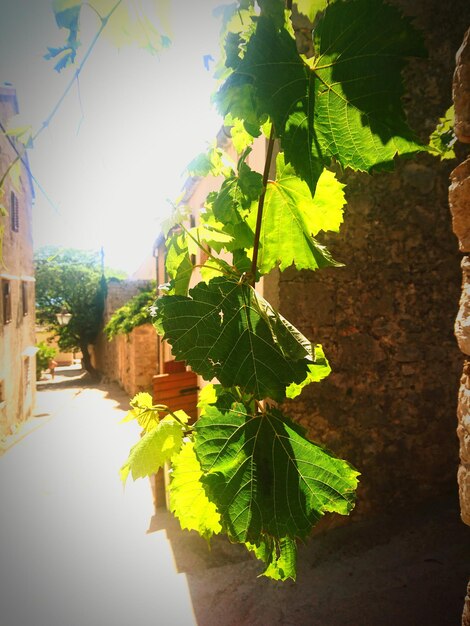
250,124,276,287
0,0,123,190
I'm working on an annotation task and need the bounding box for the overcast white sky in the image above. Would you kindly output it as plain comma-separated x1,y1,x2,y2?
0,0,224,274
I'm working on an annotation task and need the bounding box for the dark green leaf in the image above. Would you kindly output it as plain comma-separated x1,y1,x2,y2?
247,535,297,581
216,0,426,194
195,402,359,543
154,277,318,402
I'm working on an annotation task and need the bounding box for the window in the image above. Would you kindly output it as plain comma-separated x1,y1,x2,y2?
10,191,19,232
2,280,11,324
21,281,28,316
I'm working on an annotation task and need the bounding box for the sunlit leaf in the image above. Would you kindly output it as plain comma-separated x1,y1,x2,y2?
294,0,328,21
169,441,222,540
94,0,172,53
216,1,426,194
247,535,297,581
212,160,262,223
120,417,184,484
247,153,343,273
165,231,193,296
428,106,457,160
224,114,256,154
120,391,161,432
286,344,331,399
186,144,233,178
195,401,359,543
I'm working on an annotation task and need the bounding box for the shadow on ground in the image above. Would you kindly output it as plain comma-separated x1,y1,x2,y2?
32,366,470,625
149,493,469,625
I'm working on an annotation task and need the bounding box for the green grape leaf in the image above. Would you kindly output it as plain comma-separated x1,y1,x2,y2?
95,0,171,54
428,106,457,160
257,0,286,29
165,232,193,296
200,258,235,283
186,144,233,178
121,391,160,432
120,417,184,484
187,224,233,255
161,199,191,237
212,161,263,224
248,154,343,273
295,0,329,21
169,441,222,540
195,402,359,543
154,277,318,402
247,535,297,581
216,1,426,194
224,114,256,154
286,344,331,399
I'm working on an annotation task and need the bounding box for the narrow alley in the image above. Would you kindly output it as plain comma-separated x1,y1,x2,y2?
0,367,196,626
0,367,468,626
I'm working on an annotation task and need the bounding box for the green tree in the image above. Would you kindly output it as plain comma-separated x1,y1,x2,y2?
34,246,123,379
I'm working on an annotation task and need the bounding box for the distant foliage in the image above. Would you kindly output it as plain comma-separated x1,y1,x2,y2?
35,341,57,380
104,285,155,340
34,246,121,378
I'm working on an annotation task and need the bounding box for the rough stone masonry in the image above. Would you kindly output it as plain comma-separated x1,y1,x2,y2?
450,25,470,626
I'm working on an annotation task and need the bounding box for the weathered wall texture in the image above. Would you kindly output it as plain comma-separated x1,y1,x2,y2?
453,28,470,527
449,25,470,626
0,85,36,439
279,1,470,518
94,280,157,397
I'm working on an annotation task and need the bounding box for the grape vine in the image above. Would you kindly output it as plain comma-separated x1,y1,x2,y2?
120,0,426,580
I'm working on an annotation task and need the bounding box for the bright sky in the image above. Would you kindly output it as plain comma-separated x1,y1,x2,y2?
0,0,224,274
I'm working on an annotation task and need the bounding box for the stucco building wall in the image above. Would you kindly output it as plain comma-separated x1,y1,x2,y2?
0,85,36,438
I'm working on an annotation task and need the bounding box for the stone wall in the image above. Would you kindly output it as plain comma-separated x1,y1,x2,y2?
279,0,470,518
94,280,157,397
453,28,470,528
449,26,470,626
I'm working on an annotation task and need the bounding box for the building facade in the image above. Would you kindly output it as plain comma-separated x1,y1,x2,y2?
93,279,158,397
0,84,36,439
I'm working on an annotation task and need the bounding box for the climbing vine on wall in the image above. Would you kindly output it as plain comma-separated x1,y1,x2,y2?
127,0,426,580
103,285,156,340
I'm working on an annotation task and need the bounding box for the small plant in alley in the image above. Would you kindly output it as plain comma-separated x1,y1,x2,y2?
35,341,57,380
120,0,427,580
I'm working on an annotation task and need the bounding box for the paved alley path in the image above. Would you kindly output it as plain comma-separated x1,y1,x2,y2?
1,369,469,626
0,374,197,626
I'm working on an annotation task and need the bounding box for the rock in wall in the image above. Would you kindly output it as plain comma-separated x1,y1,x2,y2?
450,25,470,626
452,28,470,528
